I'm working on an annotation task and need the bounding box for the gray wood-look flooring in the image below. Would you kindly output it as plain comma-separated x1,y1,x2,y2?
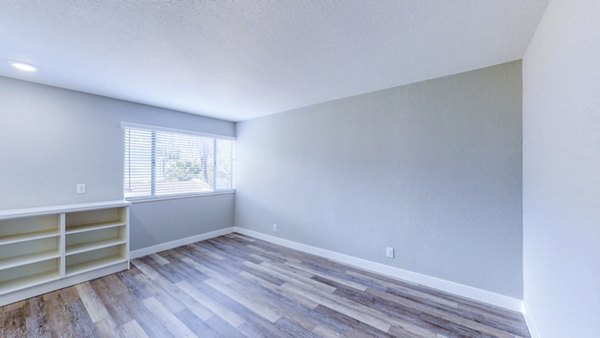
0,233,530,337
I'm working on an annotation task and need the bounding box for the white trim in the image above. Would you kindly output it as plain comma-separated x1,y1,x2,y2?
130,227,234,259
232,227,523,312
129,225,526,315
521,302,540,338
0,200,131,220
127,190,235,204
121,122,236,140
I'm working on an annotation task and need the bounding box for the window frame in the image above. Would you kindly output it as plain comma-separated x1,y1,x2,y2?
121,122,235,203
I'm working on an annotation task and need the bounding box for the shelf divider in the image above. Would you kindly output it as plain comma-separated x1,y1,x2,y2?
59,213,66,276
0,250,60,270
66,238,126,256
0,229,60,246
66,221,125,235
67,255,127,277
0,270,61,296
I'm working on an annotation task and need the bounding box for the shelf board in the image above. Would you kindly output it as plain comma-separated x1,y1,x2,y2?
0,270,61,296
0,229,60,246
66,221,125,235
67,255,128,277
0,250,60,270
0,200,130,220
66,238,126,256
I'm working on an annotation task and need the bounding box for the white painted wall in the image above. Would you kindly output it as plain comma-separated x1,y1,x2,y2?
523,1,600,337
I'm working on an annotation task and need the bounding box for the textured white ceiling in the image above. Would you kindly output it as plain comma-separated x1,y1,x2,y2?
0,1,548,121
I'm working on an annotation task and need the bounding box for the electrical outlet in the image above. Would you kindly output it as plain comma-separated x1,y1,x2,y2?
273,224,278,232
386,247,395,258
76,184,86,194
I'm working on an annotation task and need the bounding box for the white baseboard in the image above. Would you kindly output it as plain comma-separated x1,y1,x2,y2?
130,227,234,259
129,225,524,313
233,227,523,312
521,302,540,338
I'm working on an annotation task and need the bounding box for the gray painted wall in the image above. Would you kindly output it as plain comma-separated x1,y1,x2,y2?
129,194,234,250
235,61,523,298
523,1,600,337
0,76,235,250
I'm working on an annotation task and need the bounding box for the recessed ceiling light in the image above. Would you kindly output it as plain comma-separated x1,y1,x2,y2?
11,62,37,72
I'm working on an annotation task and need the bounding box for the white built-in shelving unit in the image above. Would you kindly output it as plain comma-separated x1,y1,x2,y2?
0,200,130,306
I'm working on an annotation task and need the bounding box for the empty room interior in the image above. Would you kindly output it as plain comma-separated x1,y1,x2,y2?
0,1,598,337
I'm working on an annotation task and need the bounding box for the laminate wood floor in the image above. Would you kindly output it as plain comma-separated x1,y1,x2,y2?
1,233,530,337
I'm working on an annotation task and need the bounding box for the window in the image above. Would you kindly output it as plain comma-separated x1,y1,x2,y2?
123,124,234,199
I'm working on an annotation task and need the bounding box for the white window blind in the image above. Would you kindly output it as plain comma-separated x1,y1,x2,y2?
124,125,234,199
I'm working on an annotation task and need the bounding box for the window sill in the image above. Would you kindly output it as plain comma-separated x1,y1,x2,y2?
126,190,235,204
